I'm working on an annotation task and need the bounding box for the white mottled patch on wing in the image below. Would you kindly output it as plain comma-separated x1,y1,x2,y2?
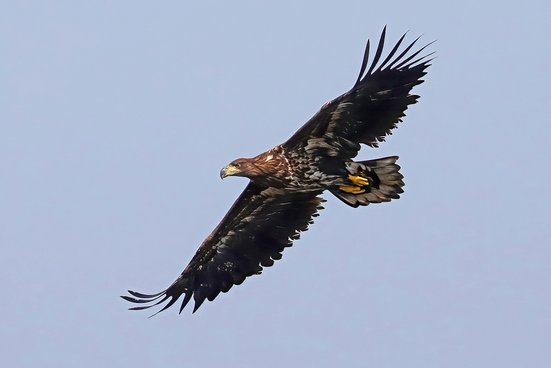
304,136,339,156
261,187,285,197
329,101,353,125
376,89,392,96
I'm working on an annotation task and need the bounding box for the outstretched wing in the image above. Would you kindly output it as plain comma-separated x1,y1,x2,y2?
284,27,433,159
122,183,325,315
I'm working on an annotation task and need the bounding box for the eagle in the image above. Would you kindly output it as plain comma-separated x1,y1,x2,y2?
122,28,433,315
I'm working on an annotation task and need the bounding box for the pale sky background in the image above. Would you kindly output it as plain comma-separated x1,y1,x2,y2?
2,1,550,367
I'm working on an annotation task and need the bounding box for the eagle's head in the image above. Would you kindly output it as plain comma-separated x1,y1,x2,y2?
220,158,259,179
220,151,281,180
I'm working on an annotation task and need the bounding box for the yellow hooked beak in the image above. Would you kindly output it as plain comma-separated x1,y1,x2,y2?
220,164,241,179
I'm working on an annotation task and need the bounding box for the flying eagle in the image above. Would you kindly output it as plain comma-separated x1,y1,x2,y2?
122,28,433,315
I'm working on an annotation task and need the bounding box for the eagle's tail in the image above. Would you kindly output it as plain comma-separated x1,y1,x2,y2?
330,156,404,208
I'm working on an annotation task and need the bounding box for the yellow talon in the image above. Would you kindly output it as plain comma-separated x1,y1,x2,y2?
348,175,370,187
339,185,366,194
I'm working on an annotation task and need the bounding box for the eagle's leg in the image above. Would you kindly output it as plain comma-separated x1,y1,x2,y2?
339,185,366,194
339,175,370,194
348,175,370,187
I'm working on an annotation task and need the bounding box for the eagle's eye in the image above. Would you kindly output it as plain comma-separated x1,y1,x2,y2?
233,162,241,168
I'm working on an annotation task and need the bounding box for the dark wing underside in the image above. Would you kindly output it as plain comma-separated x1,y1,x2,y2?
284,27,433,159
122,183,325,314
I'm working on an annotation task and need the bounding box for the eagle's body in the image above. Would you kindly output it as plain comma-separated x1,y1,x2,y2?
223,145,343,191
123,28,433,315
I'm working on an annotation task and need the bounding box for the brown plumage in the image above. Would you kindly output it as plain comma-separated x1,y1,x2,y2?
122,27,433,315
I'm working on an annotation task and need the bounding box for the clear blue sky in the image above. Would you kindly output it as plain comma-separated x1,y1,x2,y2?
2,1,550,367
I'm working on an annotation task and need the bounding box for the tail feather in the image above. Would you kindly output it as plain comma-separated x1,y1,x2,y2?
331,156,404,208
